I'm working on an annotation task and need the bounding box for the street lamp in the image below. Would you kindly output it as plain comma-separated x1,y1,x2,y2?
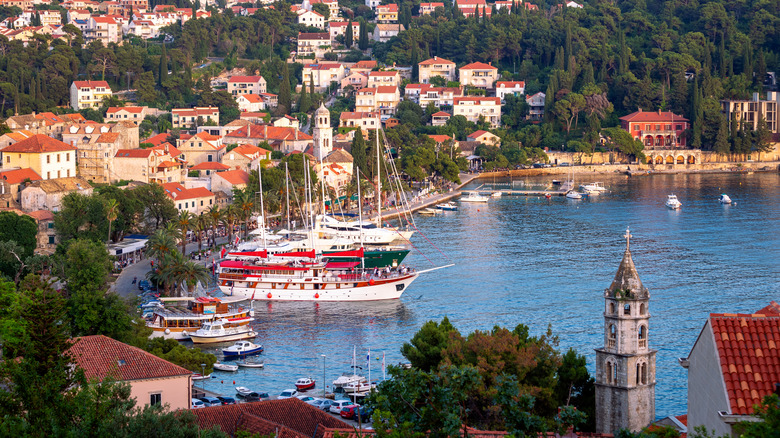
200,363,206,393
321,354,326,398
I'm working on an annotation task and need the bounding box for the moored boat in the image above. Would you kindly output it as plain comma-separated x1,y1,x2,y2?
566,190,583,199
343,380,374,394
719,194,732,204
460,191,489,203
580,182,607,192
418,207,440,216
147,297,253,341
322,246,410,270
235,386,254,396
236,359,264,368
222,340,264,358
186,318,257,344
491,191,502,198
213,362,239,372
435,202,458,211
192,373,211,381
665,194,682,209
295,377,316,391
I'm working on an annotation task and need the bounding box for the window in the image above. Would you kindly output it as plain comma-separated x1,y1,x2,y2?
609,302,616,314
66,153,70,161
207,155,213,162
624,304,631,315
48,235,55,244
57,170,61,178
639,303,645,314
47,155,51,164
606,361,614,384
47,172,50,179
57,154,60,163
67,170,70,177
150,393,161,406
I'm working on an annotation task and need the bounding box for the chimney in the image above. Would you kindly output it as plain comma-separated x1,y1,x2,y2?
658,109,661,115
264,125,268,139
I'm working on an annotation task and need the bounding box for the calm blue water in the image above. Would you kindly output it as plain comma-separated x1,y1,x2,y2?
197,172,780,419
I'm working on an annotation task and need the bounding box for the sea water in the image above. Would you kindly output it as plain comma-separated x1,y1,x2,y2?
197,172,780,419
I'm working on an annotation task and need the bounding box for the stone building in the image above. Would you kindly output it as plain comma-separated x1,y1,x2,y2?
312,103,333,159
595,228,656,434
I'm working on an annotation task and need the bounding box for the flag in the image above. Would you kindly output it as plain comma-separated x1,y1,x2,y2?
212,258,215,275
250,291,255,300
366,348,370,369
220,247,226,258
234,235,240,246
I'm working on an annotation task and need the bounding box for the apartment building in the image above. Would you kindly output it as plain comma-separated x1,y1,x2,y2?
172,107,219,129
327,21,359,44
355,86,400,120
297,32,331,58
106,106,149,125
376,3,397,22
227,75,267,96
367,70,401,88
2,134,77,180
495,81,526,103
720,91,779,133
453,96,502,127
302,63,346,93
113,146,186,184
176,131,225,166
338,111,381,134
70,80,112,110
458,62,498,89
418,57,456,84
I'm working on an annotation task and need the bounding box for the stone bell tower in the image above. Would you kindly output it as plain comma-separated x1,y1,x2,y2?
595,228,656,434
312,102,332,159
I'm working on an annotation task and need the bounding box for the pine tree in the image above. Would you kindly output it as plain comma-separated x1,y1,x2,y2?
742,42,753,80
278,62,291,114
565,23,573,62
358,18,368,50
351,129,367,176
345,20,353,49
714,114,730,155
158,43,168,86
729,112,739,152
718,32,726,77
410,43,419,82
298,80,310,113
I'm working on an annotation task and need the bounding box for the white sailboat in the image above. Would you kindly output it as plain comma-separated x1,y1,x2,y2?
333,346,367,389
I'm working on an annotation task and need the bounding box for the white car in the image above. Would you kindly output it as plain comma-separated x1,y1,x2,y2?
191,398,206,409
296,395,316,403
278,389,299,399
306,397,326,407
329,399,356,414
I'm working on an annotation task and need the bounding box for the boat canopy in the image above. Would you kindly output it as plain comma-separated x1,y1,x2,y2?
195,297,221,303
271,250,316,259
220,260,310,271
324,248,364,258
325,261,361,269
228,250,268,258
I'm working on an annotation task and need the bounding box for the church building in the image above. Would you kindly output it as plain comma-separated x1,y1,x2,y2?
595,228,656,434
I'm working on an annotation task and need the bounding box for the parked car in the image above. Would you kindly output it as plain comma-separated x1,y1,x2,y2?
340,405,359,420
559,162,571,167
138,280,151,290
199,396,221,407
216,396,236,405
278,389,299,399
318,399,336,411
329,400,356,414
357,406,373,423
532,163,544,168
191,398,205,409
296,395,316,403
309,398,329,409
241,392,269,402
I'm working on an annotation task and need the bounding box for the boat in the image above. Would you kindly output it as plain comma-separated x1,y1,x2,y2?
217,253,419,301
460,191,489,203
191,373,211,381
233,239,411,270
295,377,316,391
343,380,374,394
551,180,562,186
186,318,257,344
314,215,413,245
665,195,682,209
213,362,239,372
418,207,440,216
322,246,410,270
580,182,607,192
435,202,458,211
236,359,264,368
566,190,583,199
719,194,732,204
222,340,264,358
491,191,502,198
147,297,254,341
235,386,254,396
333,346,368,389
581,187,601,196
544,193,552,199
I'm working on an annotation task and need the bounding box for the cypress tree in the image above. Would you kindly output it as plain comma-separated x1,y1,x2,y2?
298,80,310,113
565,23,573,62
742,43,753,81
729,112,739,152
309,76,316,105
351,128,367,176
718,32,726,77
158,43,168,86
410,43,419,82
691,77,703,149
358,18,368,51
554,46,565,70
474,5,480,22
345,21,353,49
714,114,730,155
278,62,291,114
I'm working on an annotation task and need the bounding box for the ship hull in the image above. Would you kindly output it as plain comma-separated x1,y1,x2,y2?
323,248,410,269
219,274,417,301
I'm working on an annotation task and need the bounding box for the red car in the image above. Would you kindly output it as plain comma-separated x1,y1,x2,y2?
339,405,360,420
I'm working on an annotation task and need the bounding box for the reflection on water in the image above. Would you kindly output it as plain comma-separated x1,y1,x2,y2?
200,172,780,418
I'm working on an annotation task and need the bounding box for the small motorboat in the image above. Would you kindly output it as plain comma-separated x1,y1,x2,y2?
460,191,489,203
186,318,257,344
236,359,265,368
235,386,254,396
191,373,211,381
222,340,264,358
343,380,374,394
418,208,440,216
544,193,552,199
719,194,732,204
566,190,583,199
665,194,682,209
435,202,458,211
580,182,607,192
213,362,239,372
491,191,502,198
551,180,562,186
295,377,316,391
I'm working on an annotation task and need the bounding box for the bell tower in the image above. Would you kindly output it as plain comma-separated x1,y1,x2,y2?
312,102,332,159
595,228,656,434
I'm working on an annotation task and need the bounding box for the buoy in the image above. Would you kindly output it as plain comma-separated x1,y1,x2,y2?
369,279,375,285
233,381,235,385
267,292,272,299
314,293,319,299
221,380,223,384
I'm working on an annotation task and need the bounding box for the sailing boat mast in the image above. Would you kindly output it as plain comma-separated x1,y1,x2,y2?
285,162,291,231
356,166,364,268
304,156,315,251
375,129,381,227
257,159,266,248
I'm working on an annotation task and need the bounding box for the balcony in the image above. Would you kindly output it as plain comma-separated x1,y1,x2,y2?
607,339,616,349
638,339,647,348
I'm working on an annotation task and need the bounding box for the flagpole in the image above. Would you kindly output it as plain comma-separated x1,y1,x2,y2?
367,348,371,390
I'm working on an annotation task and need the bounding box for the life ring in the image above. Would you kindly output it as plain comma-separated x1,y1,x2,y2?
314,293,319,299
267,292,272,299
287,279,292,282
369,279,375,285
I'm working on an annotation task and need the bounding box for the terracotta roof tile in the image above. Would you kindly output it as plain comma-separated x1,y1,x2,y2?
419,56,455,66
162,183,214,201
3,134,76,153
67,335,191,382
190,162,230,170
709,309,780,415
0,168,42,184
27,209,54,221
428,134,453,143
228,75,265,83
107,106,145,114
96,133,121,143
215,169,250,185
115,148,153,158
619,110,689,123
460,61,497,70
72,80,110,89
144,133,170,146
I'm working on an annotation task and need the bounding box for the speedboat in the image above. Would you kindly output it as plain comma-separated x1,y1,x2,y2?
192,373,211,381
580,182,607,192
491,191,502,198
295,377,316,391
719,194,732,204
665,195,682,209
236,359,264,368
435,202,458,211
186,318,257,344
460,191,489,203
333,373,367,388
418,208,440,216
222,340,264,358
213,362,239,372
566,190,583,199
343,380,374,394
235,386,254,396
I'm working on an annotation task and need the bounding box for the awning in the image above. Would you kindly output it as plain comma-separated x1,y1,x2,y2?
271,250,316,259
323,248,364,258
219,260,309,271
325,262,361,269
228,250,268,258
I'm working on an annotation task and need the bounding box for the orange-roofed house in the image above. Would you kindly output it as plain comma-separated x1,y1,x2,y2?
5,112,85,136
0,129,36,151
227,75,267,96
467,130,501,147
176,131,226,166
302,63,346,93
431,111,451,126
221,144,272,172
367,70,400,88
235,94,268,113
495,81,526,102
2,134,77,180
106,106,149,125
419,2,445,15
459,62,498,89
172,106,219,129
224,124,312,153
619,109,689,149
350,60,377,74
297,9,325,29
680,302,780,437
0,168,42,204
67,335,192,411
113,146,186,184
453,97,501,127
85,15,121,45
419,56,456,83
211,169,250,197
162,182,215,214
296,32,331,58
376,3,398,22
189,161,230,177
355,86,400,120
70,80,112,110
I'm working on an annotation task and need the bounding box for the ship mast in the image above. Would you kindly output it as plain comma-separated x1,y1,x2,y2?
376,129,381,227
285,162,291,231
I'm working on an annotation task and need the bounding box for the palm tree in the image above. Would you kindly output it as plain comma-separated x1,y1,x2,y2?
206,205,222,248
233,188,254,239
174,259,210,296
153,250,211,297
194,214,209,253
106,198,119,243
164,221,182,242
221,205,238,246
176,211,192,255
145,229,177,260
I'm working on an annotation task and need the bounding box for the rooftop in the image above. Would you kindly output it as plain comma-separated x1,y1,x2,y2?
214,169,250,185
419,56,455,66
3,134,76,153
0,168,42,184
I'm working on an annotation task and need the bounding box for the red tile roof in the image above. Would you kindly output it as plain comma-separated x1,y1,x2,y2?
419,56,455,66
192,399,350,438
3,134,76,153
454,97,501,104
377,3,398,11
107,106,145,114
619,110,689,123
468,130,492,138
460,61,497,70
756,301,780,315
96,133,121,143
497,81,526,88
0,168,42,184
323,426,508,438
230,144,270,158
72,80,110,89
190,162,230,170
67,335,191,382
144,133,170,146
432,111,452,117
709,309,780,415
298,32,329,40
369,71,399,77
115,148,153,158
427,134,453,143
226,124,312,141
215,169,250,185
157,160,181,168
228,75,265,83
162,183,215,201
27,209,54,221
352,60,377,69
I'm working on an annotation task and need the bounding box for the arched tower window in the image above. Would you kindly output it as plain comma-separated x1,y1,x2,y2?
606,361,614,384
608,324,616,348
638,325,647,348
609,302,616,314
641,363,647,384
640,303,646,315
624,303,631,315
636,363,641,385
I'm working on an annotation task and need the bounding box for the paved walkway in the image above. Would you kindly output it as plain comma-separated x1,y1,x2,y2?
370,173,479,221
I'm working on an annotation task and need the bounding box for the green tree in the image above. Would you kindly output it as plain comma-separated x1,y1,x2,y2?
298,78,311,113
54,192,108,244
753,113,773,160
602,127,646,162
135,71,157,104
312,2,329,20
713,114,731,156
134,184,177,231
278,62,292,115
734,394,780,437
105,198,119,243
401,316,459,372
158,43,168,86
0,210,37,271
351,128,368,178
345,20,353,49
358,18,369,51
65,238,112,294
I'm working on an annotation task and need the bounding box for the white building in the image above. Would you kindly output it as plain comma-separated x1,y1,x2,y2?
526,92,546,120
106,106,149,125
373,23,403,43
70,80,112,111
355,86,400,121
227,75,267,96
418,56,456,84
453,97,501,127
458,62,499,89
297,9,325,29
367,70,401,88
495,81,526,103
302,63,346,93
296,32,331,58
312,103,333,159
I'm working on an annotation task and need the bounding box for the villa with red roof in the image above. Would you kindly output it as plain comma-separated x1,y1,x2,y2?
172,106,220,129
620,109,689,149
69,80,112,110
2,134,77,180
67,335,192,411
114,146,186,184
176,131,225,166
458,62,499,89
419,2,445,15
681,301,780,436
211,169,250,197
419,56,456,83
106,106,150,125
367,70,401,88
467,130,501,147
376,3,398,22
453,97,502,127
162,182,216,214
221,144,272,172
431,111,452,126
495,81,526,102
227,75,267,96
0,168,42,205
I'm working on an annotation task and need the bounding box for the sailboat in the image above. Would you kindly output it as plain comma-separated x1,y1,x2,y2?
333,346,367,389
564,166,584,199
